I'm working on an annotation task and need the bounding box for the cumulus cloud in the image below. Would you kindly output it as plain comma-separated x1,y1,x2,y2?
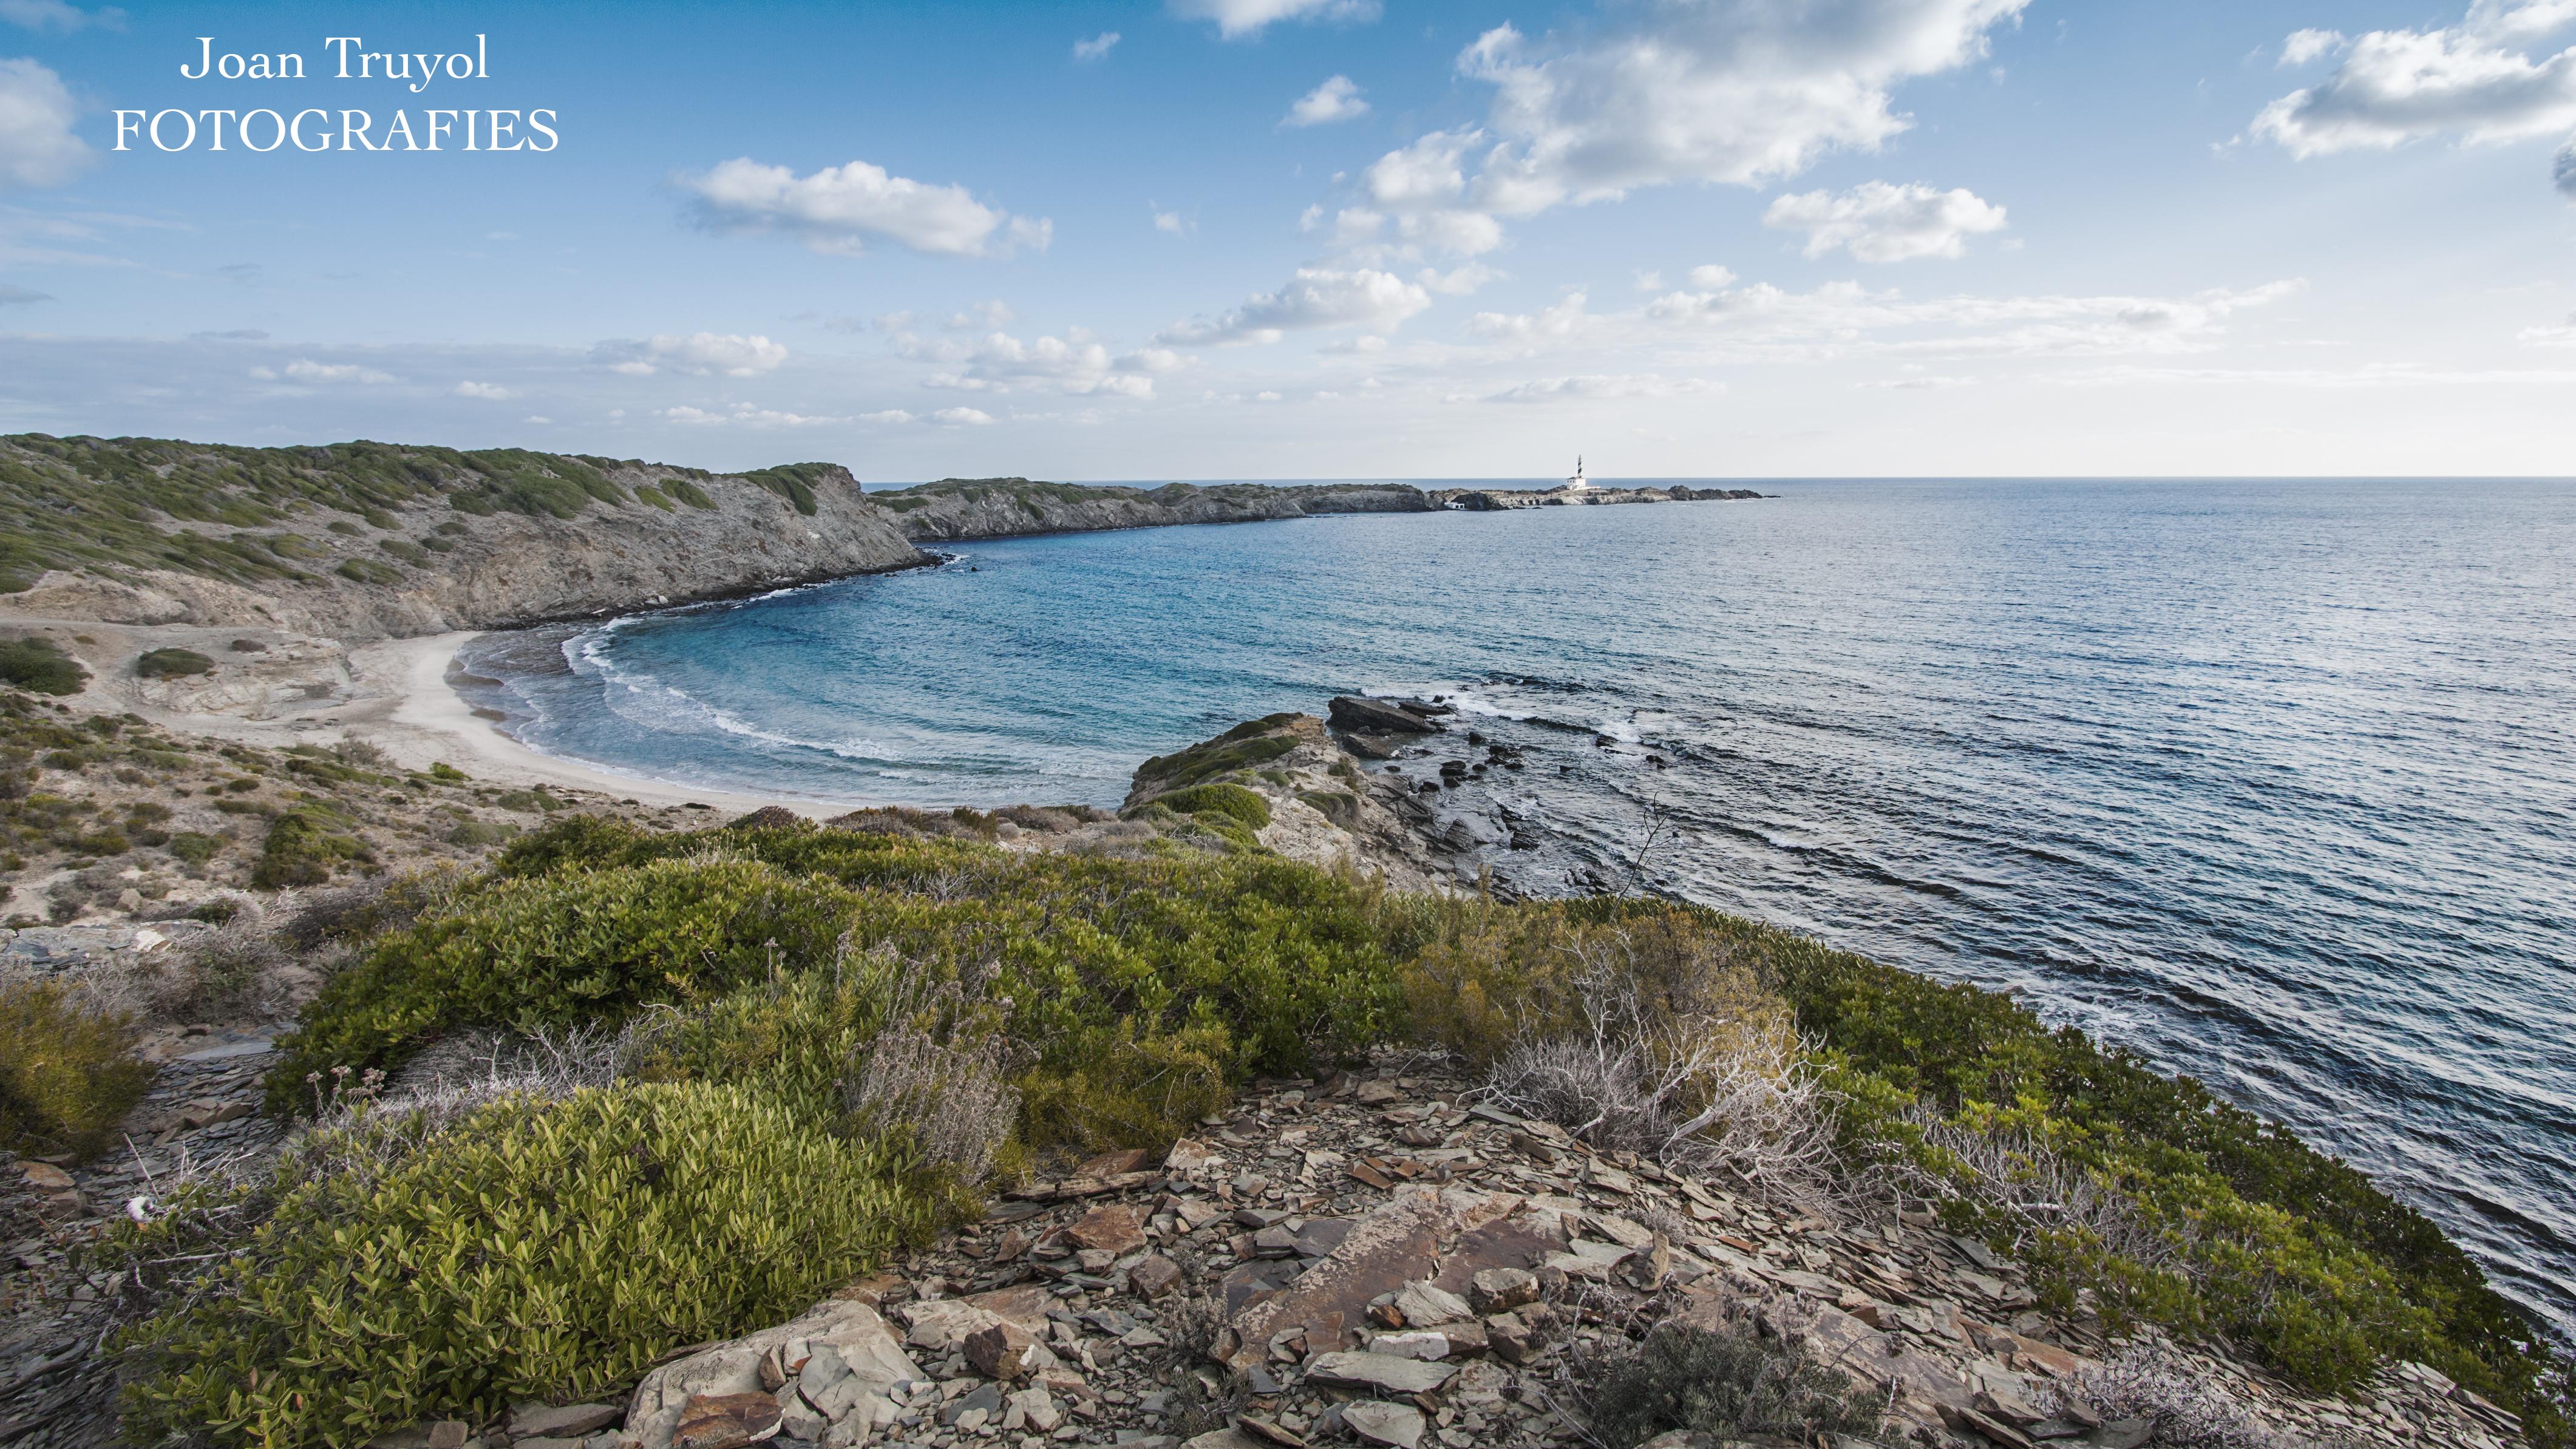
1170,0,1379,41
1073,31,1120,61
0,57,91,189
1,0,123,31
678,157,1050,258
1419,262,1505,295
2559,134,2576,191
452,380,512,400
1763,182,2009,262
905,328,1172,398
2280,29,2348,66
1155,266,1432,345
591,332,787,378
1481,373,1721,403
1688,264,1738,290
942,300,1016,330
1336,0,2025,259
1285,75,1370,127
1154,209,1190,235
2253,1,2576,175
934,406,996,425
2522,311,2576,344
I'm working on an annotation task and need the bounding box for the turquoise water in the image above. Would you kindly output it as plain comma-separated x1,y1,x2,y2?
461,478,2576,1337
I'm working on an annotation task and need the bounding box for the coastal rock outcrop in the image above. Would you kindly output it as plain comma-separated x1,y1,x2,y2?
1120,713,1456,893
870,478,1432,542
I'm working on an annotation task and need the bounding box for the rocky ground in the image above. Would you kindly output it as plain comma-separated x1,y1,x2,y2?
868,481,1432,545
276,1058,2527,1449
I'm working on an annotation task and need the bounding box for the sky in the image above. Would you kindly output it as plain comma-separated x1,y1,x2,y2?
2,0,2574,481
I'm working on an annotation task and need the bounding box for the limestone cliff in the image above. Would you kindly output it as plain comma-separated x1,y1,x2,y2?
871,478,1432,542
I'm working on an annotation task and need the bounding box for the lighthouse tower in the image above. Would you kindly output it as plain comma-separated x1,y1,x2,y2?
1566,455,1591,491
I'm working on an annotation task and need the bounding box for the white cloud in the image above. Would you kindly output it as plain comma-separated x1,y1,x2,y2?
453,380,513,400
1156,266,1432,345
2253,2,2576,170
678,157,1050,258
1154,209,1189,235
1482,373,1721,404
934,406,996,425
523,415,551,424
1285,75,1370,127
858,409,917,424
591,332,787,378
0,0,122,30
2521,313,2576,344
907,328,1169,398
0,57,90,189
1419,262,1505,295
1763,182,2010,262
2558,134,2576,191
1073,31,1120,61
1688,264,1738,290
280,359,395,385
1169,0,1379,41
1461,277,2305,363
942,300,1016,330
662,402,838,427
2280,29,2348,66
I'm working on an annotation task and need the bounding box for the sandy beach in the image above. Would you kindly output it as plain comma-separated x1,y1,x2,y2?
0,609,855,819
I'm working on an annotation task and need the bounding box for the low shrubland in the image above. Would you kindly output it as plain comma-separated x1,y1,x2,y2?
1585,1300,1880,1449
87,804,2571,1447
0,977,154,1158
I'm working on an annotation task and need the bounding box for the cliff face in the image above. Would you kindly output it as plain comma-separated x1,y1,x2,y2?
872,478,1432,542
0,436,929,640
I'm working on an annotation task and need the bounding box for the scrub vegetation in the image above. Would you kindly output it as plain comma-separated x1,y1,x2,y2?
67,807,2569,1448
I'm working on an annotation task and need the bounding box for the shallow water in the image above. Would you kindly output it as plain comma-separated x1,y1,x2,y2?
462,478,2576,1337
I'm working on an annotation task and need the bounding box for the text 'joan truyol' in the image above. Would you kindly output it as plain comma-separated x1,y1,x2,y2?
115,37,559,154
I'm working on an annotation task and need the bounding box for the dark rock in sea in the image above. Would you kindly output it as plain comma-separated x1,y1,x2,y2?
1330,696,1441,735
1339,731,1404,761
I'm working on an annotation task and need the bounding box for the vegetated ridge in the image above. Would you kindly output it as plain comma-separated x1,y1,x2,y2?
0,435,928,641
867,477,1436,541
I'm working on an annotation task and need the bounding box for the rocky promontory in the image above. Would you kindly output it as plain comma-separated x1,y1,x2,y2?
0,436,930,643
870,478,1433,542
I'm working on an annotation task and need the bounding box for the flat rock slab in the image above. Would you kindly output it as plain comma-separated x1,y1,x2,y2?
1328,696,1441,735
1064,1202,1150,1255
1343,1400,1429,1449
1307,1351,1457,1397
1226,1188,1452,1369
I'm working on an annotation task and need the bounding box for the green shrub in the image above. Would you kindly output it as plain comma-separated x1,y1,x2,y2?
117,1081,937,1448
335,558,403,586
1154,782,1271,830
135,648,215,679
251,806,368,889
0,636,85,695
0,980,153,1158
1588,1312,1877,1449
267,858,858,1105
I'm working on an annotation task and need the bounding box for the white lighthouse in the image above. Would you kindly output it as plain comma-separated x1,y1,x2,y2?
1566,455,1591,491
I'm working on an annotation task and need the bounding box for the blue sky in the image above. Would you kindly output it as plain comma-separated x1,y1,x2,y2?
2,0,2573,479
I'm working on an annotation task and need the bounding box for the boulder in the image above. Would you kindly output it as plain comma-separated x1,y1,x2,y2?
1225,1187,1454,1370
1328,697,1440,736
508,1404,620,1439
1131,1254,1184,1299
1467,1267,1538,1312
625,1300,912,1449
964,1318,1038,1380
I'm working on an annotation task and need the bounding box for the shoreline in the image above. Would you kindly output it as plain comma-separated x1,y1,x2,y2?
354,631,869,820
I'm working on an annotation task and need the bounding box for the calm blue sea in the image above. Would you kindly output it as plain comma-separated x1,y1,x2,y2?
460,478,2576,1339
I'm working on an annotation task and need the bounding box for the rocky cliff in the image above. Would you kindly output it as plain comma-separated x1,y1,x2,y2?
0,436,929,641
871,478,1433,542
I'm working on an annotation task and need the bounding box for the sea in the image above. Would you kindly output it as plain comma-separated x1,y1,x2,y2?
455,477,2576,1340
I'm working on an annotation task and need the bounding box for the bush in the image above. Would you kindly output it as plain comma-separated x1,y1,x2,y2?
0,636,85,694
117,1081,937,1448
251,806,369,889
0,979,153,1158
267,858,858,1106
166,831,223,864
134,647,215,679
1588,1307,1878,1449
